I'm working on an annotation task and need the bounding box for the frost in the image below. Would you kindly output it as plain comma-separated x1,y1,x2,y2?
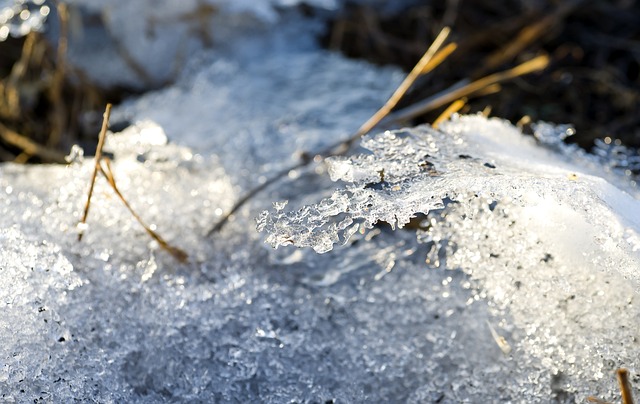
259,116,639,260
2,0,640,401
257,114,640,400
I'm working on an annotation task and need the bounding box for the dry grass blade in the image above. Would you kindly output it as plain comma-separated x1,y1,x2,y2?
587,368,636,404
78,103,111,241
618,368,635,404
99,159,189,263
355,26,454,137
0,121,66,163
77,103,188,263
47,1,69,148
388,54,550,124
432,98,466,129
479,0,580,74
473,83,502,98
207,27,456,235
587,397,612,404
419,43,457,75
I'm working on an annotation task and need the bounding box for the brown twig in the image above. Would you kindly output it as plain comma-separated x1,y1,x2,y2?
47,1,69,148
477,0,580,75
355,27,455,137
77,103,188,262
618,368,635,404
586,397,611,404
587,368,636,404
432,98,466,129
1,32,38,120
387,54,549,124
99,159,189,263
0,120,67,163
78,103,111,241
206,27,454,236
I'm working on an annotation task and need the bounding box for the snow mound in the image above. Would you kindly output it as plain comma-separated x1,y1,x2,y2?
258,115,640,263
2,0,640,398
1,114,640,401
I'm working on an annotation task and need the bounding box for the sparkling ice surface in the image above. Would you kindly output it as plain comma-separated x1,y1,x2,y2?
2,2,640,403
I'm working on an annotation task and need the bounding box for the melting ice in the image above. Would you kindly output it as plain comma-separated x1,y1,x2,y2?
1,0,640,402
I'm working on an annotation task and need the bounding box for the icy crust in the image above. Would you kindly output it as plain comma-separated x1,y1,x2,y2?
115,47,401,187
0,227,82,392
258,115,640,257
1,115,639,401
418,196,640,401
257,114,640,400
0,120,538,402
0,120,236,264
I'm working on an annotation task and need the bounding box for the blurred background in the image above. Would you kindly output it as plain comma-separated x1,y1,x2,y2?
0,0,638,164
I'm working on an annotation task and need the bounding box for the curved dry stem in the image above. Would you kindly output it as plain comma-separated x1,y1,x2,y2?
206,27,455,236
77,103,111,241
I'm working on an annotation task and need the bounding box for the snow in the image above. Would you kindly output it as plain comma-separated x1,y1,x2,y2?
59,0,416,89
1,1,640,403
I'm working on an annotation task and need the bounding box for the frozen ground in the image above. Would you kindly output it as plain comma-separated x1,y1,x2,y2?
1,1,640,402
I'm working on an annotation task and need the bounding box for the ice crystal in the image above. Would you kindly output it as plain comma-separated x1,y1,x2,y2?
258,115,640,258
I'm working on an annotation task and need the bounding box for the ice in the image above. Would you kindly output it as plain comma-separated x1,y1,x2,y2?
259,115,640,400
111,33,402,190
260,115,639,255
2,1,640,402
3,120,639,401
0,125,520,401
60,0,412,89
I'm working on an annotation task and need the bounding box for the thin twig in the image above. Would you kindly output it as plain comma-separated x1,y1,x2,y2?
2,32,38,119
586,397,611,404
478,0,580,75
47,1,69,148
618,368,635,404
206,27,455,236
0,121,67,163
77,103,188,262
99,159,189,263
355,27,455,137
77,103,111,241
433,98,466,129
587,368,636,404
386,54,549,124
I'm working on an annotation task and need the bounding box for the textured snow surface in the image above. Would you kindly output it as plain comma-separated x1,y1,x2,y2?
2,116,639,402
59,0,416,88
2,1,640,402
259,115,640,401
259,116,640,258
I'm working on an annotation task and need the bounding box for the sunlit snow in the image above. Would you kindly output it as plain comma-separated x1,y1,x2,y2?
1,0,639,402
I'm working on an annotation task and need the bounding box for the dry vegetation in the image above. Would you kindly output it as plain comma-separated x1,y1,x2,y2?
0,3,119,163
0,0,638,163
322,0,640,151
0,1,637,399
